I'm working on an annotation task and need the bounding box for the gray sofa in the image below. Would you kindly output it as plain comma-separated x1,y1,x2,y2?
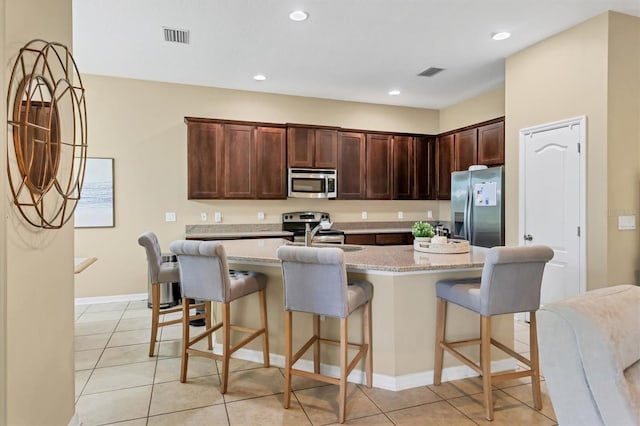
537,285,640,425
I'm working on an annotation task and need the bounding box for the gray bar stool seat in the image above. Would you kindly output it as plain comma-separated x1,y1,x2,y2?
433,245,554,421
170,240,269,394
276,245,373,424
137,232,207,357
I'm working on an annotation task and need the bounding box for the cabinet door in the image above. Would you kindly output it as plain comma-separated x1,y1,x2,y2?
187,122,223,199
375,233,412,245
477,121,504,166
415,136,436,199
454,128,478,171
392,135,413,199
314,129,338,169
436,134,454,199
287,127,314,168
366,134,392,199
224,124,255,198
256,127,287,199
337,132,366,199
345,234,376,245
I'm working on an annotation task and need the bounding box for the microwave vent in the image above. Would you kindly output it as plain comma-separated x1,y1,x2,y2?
163,27,190,44
418,67,445,77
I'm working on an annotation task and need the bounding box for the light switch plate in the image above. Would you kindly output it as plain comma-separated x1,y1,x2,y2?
200,212,207,221
165,212,176,222
618,215,636,230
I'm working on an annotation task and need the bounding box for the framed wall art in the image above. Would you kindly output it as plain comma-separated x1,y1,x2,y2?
74,158,114,228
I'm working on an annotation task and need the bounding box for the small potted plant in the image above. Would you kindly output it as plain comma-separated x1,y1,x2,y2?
412,221,434,242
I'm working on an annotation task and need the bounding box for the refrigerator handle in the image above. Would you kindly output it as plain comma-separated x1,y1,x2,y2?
463,184,472,240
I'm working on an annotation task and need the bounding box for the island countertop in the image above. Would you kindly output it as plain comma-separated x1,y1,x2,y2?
218,238,488,273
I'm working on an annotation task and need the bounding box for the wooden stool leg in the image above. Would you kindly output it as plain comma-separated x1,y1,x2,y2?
149,284,160,357
205,301,213,350
313,314,321,374
481,315,493,421
220,302,231,394
180,298,191,383
433,298,447,385
259,289,270,367
283,310,293,409
339,317,348,424
364,301,373,388
529,311,543,410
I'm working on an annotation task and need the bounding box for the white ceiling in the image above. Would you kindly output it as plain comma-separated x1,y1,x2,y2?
72,0,640,110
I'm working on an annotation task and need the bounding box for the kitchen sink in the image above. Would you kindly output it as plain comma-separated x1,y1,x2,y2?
285,242,364,252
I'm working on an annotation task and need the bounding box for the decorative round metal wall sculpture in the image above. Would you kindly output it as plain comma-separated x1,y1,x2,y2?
6,39,88,229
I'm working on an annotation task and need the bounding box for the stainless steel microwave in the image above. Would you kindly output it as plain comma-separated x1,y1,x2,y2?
288,168,337,199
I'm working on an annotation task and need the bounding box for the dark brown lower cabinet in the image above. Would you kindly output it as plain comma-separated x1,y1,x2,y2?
345,232,413,245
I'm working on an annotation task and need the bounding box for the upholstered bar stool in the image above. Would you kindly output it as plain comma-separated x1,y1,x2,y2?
169,240,269,394
138,232,207,357
433,245,553,421
276,245,373,424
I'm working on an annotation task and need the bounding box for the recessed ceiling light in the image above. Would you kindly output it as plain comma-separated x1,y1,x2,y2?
388,89,400,96
492,32,511,41
253,74,267,81
289,10,308,21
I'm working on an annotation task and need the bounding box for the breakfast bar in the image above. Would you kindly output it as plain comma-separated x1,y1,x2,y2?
207,238,514,391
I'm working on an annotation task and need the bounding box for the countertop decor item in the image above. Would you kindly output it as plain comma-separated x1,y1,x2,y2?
412,221,434,240
414,239,470,254
6,39,88,229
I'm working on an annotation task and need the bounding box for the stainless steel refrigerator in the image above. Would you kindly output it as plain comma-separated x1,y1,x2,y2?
450,166,504,248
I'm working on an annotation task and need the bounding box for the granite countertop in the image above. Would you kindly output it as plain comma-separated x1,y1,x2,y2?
185,221,449,239
214,238,487,273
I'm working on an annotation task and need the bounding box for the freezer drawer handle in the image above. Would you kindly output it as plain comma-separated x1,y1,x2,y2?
524,234,533,241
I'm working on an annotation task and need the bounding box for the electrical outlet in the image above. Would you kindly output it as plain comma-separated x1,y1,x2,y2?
257,212,265,220
200,212,208,221
214,212,222,223
361,211,368,220
398,211,404,219
427,210,433,219
165,212,176,222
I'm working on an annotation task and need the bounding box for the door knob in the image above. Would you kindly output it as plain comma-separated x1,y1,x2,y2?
524,234,533,241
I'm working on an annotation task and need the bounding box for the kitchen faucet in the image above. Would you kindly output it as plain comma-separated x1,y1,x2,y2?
304,223,323,247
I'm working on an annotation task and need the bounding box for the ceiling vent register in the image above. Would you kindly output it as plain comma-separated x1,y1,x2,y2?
418,67,445,77
163,27,190,44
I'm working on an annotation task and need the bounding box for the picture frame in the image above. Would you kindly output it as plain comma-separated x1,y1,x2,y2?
74,157,115,228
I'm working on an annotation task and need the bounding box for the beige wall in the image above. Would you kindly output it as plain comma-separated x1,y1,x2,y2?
3,1,76,425
606,12,640,284
439,87,505,133
506,12,640,289
75,75,454,298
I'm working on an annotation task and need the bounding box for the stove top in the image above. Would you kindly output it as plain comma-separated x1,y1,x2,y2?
282,211,343,235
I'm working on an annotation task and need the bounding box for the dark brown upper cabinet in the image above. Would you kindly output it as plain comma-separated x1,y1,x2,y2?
414,136,436,200
256,126,287,199
366,133,393,199
436,134,455,200
185,117,286,200
337,131,366,199
287,126,338,169
477,121,505,166
454,128,478,172
186,121,224,199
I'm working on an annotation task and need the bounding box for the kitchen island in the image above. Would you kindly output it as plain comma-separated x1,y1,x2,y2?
200,238,514,391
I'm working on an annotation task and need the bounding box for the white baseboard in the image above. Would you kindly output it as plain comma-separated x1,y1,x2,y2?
74,293,147,305
211,343,517,392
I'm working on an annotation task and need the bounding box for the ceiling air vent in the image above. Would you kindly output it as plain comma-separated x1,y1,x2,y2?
418,67,445,77
163,27,190,44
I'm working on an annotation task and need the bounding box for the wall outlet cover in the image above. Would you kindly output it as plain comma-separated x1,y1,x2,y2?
214,212,222,223
200,212,207,221
427,210,433,219
361,211,368,220
257,212,265,220
165,212,176,222
398,211,404,219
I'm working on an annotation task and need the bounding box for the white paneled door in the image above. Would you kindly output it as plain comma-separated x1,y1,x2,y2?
519,116,586,305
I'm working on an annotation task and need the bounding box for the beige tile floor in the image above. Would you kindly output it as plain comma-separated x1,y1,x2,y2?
75,301,557,425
